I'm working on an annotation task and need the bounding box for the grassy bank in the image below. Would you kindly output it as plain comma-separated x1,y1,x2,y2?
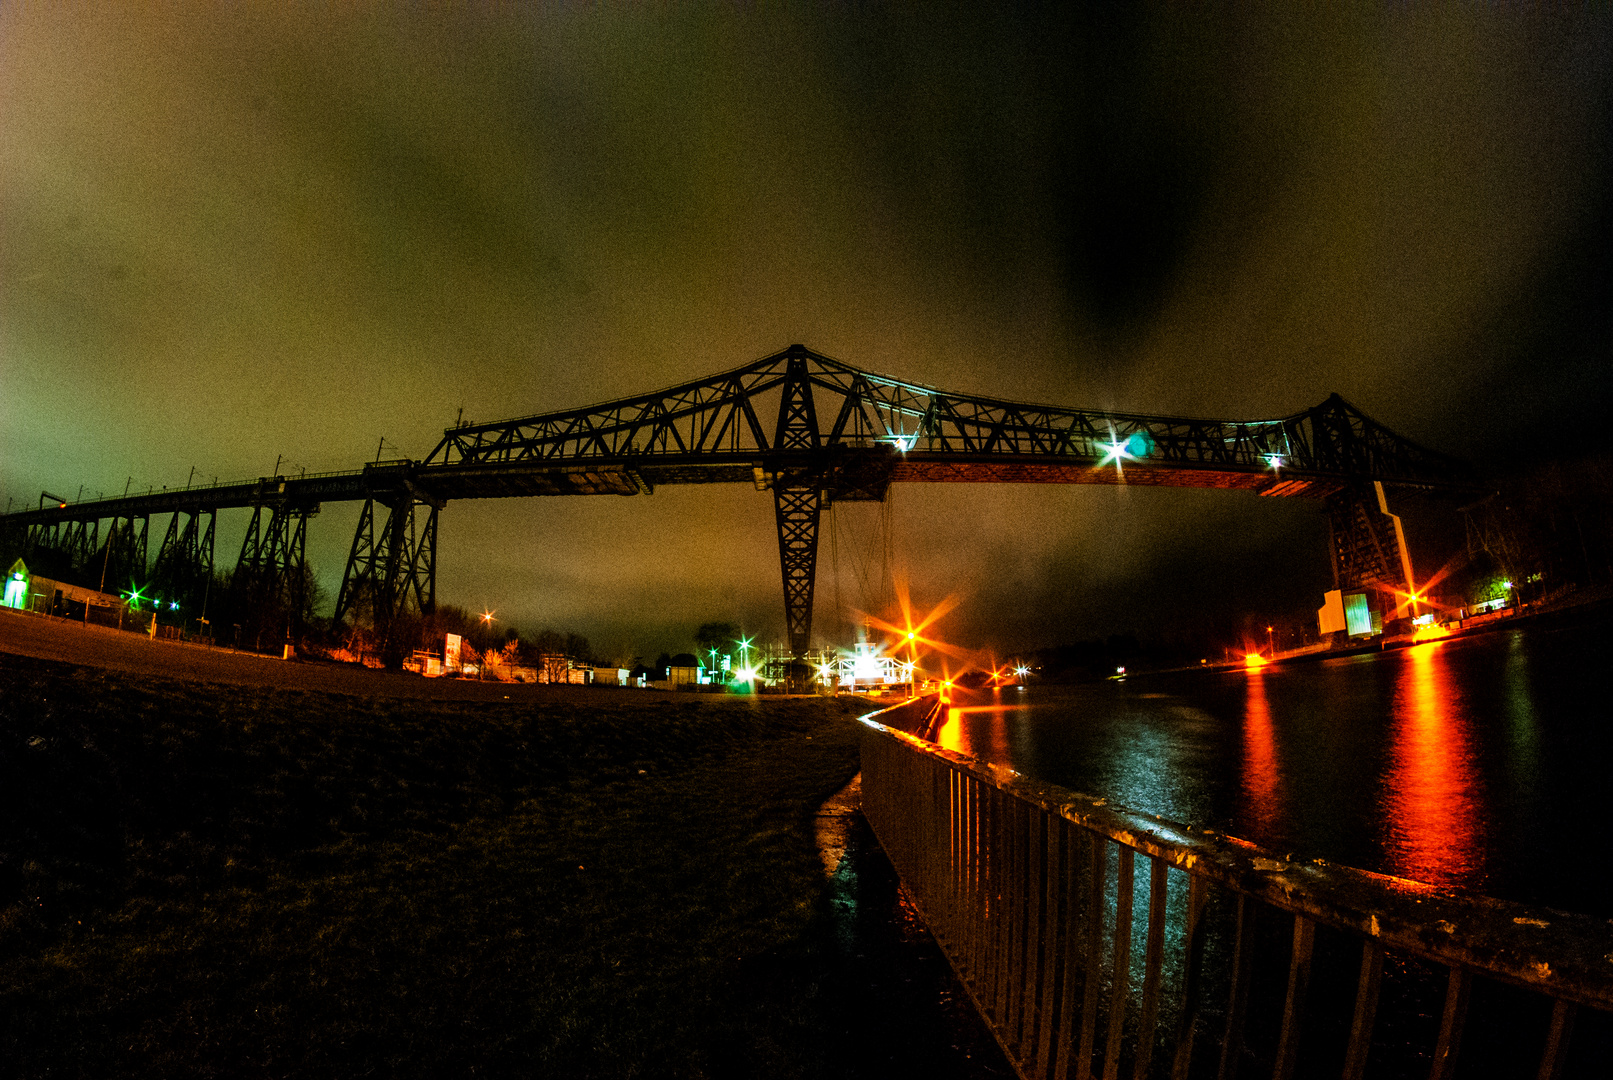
0,656,876,1078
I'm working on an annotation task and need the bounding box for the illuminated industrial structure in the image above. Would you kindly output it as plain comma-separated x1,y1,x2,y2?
0,345,1480,659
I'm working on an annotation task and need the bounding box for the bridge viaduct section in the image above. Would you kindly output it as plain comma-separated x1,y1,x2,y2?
0,345,1476,657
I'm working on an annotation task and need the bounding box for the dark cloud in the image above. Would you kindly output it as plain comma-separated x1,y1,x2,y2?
2,3,1609,656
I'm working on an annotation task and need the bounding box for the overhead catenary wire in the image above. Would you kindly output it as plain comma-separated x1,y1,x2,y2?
827,488,898,644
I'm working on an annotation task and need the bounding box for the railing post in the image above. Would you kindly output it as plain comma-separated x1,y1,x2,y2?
857,714,1607,1080
1051,817,1085,1080
1033,810,1061,1077
1341,941,1384,1080
1428,968,1470,1080
1103,845,1135,1080
992,786,1012,1026
1272,914,1316,1080
1169,874,1209,1080
1536,999,1575,1080
1132,856,1168,1080
1075,832,1107,1080
1217,895,1256,1080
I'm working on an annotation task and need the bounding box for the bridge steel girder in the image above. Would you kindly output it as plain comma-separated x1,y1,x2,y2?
419,344,1475,499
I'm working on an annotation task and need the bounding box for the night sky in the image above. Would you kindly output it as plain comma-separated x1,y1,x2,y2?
3,5,1610,661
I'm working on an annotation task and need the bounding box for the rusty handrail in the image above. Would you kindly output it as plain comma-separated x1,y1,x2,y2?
859,696,1610,1080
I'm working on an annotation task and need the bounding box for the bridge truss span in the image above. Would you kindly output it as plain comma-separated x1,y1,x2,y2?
0,344,1481,662
423,344,1470,501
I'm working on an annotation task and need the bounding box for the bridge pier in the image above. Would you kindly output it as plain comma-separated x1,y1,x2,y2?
334,496,437,658
771,349,825,667
1325,483,1415,605
234,502,316,644
64,518,100,574
95,515,149,594
774,483,821,661
151,510,216,612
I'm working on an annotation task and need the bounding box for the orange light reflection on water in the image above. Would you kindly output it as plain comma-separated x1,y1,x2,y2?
1383,641,1486,888
1238,668,1283,844
936,703,1020,760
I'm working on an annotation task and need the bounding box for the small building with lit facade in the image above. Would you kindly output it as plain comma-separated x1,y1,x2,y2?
3,559,27,610
3,559,131,621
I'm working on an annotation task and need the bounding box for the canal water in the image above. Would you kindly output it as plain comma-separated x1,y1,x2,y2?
933,616,1613,918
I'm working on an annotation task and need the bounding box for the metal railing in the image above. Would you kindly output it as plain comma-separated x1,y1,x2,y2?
859,698,1612,1080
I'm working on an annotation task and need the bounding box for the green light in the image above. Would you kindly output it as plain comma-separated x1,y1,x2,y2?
1124,430,1155,458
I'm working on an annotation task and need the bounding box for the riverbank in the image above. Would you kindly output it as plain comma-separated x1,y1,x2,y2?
0,633,1007,1077
1153,587,1613,678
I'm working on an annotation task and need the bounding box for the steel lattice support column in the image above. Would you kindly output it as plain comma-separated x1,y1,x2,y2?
235,503,314,636
96,515,148,593
376,497,436,624
19,522,63,579
1325,486,1404,594
334,497,437,642
237,505,265,579
771,348,825,660
152,510,215,600
64,519,98,572
774,483,821,658
235,504,308,593
333,499,378,629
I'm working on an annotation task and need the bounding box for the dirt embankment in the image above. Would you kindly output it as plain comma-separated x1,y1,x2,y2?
0,609,1011,1078
0,608,652,703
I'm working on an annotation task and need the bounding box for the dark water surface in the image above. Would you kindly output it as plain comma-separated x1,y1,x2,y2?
935,618,1613,917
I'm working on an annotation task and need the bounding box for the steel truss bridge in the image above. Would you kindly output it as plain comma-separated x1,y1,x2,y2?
1,344,1477,658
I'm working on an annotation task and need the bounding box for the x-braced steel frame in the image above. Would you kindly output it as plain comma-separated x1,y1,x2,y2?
775,485,821,659
333,496,438,641
94,515,149,594
1326,483,1414,599
771,354,825,658
64,519,100,570
235,502,316,632
151,509,215,606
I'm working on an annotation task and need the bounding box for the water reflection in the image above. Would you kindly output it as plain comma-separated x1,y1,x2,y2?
1238,669,1283,844
1382,642,1486,888
933,624,1611,914
936,702,1017,762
